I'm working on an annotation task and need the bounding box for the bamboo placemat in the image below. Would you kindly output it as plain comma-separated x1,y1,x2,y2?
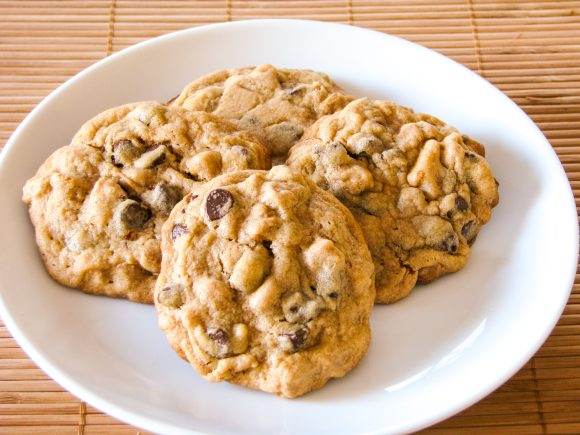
1,1,579,433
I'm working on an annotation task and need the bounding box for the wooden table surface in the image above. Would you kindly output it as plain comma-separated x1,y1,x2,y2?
1,1,579,433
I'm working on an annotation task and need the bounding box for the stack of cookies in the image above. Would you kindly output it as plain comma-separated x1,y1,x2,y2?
22,64,499,398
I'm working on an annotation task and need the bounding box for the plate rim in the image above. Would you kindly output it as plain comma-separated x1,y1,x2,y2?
0,18,577,435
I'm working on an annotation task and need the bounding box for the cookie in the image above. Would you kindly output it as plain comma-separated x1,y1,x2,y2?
287,98,499,303
171,64,353,161
23,102,270,303
155,166,374,398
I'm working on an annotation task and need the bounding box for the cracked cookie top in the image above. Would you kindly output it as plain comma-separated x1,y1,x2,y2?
287,98,499,303
155,166,374,398
171,64,353,160
23,102,270,303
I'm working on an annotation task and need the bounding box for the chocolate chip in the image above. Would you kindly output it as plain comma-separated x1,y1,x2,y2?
461,221,474,237
205,189,234,221
117,200,151,230
461,220,479,245
117,179,140,201
345,149,358,160
263,240,272,254
150,149,166,166
171,224,188,241
455,196,468,212
468,181,479,194
328,292,339,299
287,328,308,350
157,284,184,308
112,139,140,167
282,293,321,323
146,183,183,216
207,328,229,345
465,152,479,161
440,234,459,253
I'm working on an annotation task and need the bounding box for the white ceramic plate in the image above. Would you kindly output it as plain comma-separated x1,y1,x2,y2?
0,19,577,435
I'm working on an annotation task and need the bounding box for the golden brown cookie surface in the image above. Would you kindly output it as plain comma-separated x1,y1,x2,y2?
287,98,499,303
155,166,374,397
171,64,353,160
23,102,270,303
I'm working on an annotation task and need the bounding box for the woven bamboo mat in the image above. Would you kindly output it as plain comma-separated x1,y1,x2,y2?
1,1,579,433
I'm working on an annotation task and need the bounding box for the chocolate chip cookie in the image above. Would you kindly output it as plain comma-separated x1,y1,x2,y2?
155,166,374,397
171,64,353,161
23,102,270,303
287,98,499,303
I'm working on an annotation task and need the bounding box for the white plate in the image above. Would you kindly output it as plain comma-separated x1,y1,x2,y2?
0,19,577,435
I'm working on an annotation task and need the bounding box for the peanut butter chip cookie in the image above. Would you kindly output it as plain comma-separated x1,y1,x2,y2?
155,166,375,398
171,64,353,160
287,98,499,303
22,102,270,303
